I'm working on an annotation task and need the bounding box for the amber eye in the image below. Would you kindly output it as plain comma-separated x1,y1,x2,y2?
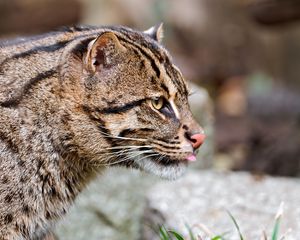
151,97,164,110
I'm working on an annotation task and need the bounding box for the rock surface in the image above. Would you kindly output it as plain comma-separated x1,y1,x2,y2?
55,168,158,240
55,86,213,239
142,170,300,240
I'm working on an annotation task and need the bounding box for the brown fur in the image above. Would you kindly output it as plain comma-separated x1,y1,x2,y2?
0,25,203,239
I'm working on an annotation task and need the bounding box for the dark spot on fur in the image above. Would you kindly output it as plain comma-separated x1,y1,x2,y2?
37,158,43,170
49,88,55,94
28,187,33,195
4,214,13,224
118,128,134,137
49,186,57,197
137,115,150,124
22,205,30,216
2,175,9,184
158,54,165,64
40,173,48,183
65,178,75,197
27,145,32,152
18,191,24,199
4,194,13,203
18,160,25,167
86,93,91,100
150,76,156,84
183,125,189,131
15,222,29,236
174,136,179,140
20,175,27,183
45,211,52,220
61,113,71,125
139,59,146,70
62,208,67,215
41,173,51,196
0,133,18,153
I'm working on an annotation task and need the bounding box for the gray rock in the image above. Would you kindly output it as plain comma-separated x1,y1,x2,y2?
55,168,159,240
55,86,213,239
142,170,300,240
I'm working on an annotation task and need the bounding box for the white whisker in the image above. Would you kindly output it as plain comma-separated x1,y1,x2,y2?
108,150,154,166
135,153,161,162
90,148,155,167
97,129,147,142
99,145,152,151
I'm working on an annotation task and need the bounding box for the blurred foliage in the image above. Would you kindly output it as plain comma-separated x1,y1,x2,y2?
247,72,274,96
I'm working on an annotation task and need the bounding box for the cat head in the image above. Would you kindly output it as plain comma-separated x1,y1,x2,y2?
63,24,205,180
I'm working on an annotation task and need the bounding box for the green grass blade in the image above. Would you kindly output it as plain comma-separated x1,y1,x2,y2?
272,202,284,240
211,235,224,240
159,226,171,240
271,218,281,240
168,230,185,240
227,211,244,240
185,223,196,240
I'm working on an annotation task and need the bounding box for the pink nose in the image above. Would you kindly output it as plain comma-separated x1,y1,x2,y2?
190,133,206,149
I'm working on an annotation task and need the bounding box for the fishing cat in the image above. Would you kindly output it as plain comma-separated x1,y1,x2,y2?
0,24,205,239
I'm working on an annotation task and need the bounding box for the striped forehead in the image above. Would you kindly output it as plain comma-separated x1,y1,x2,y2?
158,58,188,120
145,41,188,120
150,42,188,98
161,59,188,98
161,67,178,97
115,30,188,96
140,40,188,97
114,28,188,97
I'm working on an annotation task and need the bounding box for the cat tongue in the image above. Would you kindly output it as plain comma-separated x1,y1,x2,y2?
186,154,196,162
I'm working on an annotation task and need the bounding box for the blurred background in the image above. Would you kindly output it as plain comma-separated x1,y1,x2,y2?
1,0,300,176
1,0,300,239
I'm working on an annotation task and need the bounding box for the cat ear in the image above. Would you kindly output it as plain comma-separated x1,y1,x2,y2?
144,23,164,43
85,32,126,72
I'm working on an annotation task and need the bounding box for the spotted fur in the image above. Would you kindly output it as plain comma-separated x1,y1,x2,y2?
0,24,204,239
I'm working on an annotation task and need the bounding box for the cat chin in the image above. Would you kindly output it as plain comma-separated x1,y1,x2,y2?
133,156,188,180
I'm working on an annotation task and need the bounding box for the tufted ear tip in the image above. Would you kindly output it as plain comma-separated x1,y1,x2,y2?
144,23,164,43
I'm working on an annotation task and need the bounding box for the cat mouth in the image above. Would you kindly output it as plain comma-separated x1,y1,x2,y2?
151,155,188,166
112,149,192,179
117,154,185,167
128,153,189,180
